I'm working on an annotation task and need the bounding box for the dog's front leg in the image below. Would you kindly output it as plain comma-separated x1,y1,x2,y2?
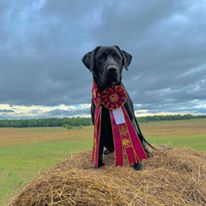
91,100,95,125
98,134,104,167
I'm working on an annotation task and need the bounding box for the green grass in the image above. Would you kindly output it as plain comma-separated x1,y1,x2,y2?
0,119,206,205
0,139,92,206
148,134,206,151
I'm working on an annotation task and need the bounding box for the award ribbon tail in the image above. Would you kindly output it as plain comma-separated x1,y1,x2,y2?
122,106,148,161
110,107,137,166
92,106,102,168
110,110,124,166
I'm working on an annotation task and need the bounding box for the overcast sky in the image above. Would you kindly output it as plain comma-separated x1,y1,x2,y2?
0,0,206,119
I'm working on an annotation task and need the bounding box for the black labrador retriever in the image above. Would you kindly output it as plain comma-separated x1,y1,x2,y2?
82,46,152,170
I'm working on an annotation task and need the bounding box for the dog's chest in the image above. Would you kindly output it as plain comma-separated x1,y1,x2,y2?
101,106,112,134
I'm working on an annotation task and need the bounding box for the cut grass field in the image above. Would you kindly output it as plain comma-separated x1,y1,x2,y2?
0,118,206,206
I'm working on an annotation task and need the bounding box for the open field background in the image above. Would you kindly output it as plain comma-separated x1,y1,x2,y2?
1,118,206,206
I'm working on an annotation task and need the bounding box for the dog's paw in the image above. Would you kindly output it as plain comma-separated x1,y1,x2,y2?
98,161,105,168
133,162,143,171
104,149,114,155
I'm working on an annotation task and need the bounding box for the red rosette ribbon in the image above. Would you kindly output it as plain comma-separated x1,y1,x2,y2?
101,85,127,110
91,81,147,168
92,82,101,106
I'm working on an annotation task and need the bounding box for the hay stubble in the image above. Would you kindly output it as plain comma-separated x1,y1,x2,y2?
10,147,206,206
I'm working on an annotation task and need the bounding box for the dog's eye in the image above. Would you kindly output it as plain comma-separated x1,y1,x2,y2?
99,53,107,61
113,53,120,60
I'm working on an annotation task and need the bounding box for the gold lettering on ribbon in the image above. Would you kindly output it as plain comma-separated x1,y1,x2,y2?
119,124,127,134
118,124,132,148
122,138,130,147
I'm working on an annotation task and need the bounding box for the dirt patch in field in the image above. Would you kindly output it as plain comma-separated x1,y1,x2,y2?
9,146,206,206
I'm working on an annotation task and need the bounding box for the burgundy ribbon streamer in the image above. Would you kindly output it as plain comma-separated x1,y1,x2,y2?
92,82,147,168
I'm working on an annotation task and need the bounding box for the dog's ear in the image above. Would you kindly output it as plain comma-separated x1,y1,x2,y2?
114,46,132,70
121,50,132,70
82,46,100,72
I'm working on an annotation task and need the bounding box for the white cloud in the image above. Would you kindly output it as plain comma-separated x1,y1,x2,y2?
0,103,91,119
0,100,206,119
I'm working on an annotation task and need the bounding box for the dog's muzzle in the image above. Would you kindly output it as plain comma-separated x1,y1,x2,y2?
107,66,119,82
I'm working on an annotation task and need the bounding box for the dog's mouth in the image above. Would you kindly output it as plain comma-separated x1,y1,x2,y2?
107,67,120,85
98,67,121,89
99,77,119,89
108,73,118,82
106,74,120,87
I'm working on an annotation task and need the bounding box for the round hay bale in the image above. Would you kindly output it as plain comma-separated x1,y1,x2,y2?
9,147,206,206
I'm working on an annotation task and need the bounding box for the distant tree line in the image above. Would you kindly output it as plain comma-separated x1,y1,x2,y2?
0,114,205,128
0,117,92,128
137,114,206,123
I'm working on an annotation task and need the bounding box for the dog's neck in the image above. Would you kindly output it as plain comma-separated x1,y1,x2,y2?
93,78,122,91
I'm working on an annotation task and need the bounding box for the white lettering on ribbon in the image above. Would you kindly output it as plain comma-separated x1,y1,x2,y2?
112,107,126,125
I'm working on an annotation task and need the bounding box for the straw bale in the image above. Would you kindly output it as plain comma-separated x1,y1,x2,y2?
9,146,206,206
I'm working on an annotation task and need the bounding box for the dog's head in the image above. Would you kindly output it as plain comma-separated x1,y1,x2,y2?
82,46,132,89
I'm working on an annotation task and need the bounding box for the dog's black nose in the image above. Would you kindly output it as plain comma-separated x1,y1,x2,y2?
108,67,117,73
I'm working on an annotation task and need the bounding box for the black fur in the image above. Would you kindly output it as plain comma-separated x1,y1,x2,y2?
82,46,152,169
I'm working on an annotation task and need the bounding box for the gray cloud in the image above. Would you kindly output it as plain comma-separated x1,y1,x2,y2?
0,109,14,113
44,108,90,117
0,0,206,117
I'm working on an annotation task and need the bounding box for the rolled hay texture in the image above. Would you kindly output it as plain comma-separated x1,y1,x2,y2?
9,147,206,206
